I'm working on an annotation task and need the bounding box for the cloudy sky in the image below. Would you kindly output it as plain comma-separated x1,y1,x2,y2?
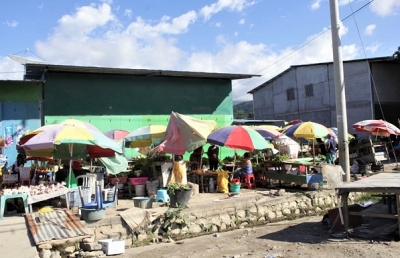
1,0,399,102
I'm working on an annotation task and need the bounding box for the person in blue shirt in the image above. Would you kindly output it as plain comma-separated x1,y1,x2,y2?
326,134,338,164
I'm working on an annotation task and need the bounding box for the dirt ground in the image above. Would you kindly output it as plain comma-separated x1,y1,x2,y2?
117,203,400,258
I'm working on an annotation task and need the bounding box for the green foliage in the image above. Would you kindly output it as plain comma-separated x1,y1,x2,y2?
167,182,191,195
271,154,290,162
354,193,381,204
162,206,190,232
235,110,245,119
233,101,253,118
247,111,254,119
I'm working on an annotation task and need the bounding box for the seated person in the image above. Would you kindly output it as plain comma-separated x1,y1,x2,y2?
233,152,253,178
189,146,204,170
55,164,69,183
72,160,86,186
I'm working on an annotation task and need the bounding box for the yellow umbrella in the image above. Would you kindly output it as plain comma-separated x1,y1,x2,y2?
125,125,167,148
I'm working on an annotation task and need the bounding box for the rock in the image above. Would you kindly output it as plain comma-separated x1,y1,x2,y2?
38,244,52,250
50,250,61,258
82,237,95,243
80,242,103,251
213,233,220,237
137,233,147,242
40,249,51,258
64,246,75,254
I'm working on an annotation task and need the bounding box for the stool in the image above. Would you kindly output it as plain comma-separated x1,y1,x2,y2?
20,178,30,186
156,189,170,202
0,193,30,220
240,174,256,189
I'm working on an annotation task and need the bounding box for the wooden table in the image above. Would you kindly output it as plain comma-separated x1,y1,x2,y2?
27,188,70,212
192,170,232,193
335,173,400,236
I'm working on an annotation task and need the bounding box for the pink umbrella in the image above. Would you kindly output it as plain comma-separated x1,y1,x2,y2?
352,120,400,136
104,129,130,140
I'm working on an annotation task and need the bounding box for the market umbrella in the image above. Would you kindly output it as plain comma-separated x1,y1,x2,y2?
125,125,167,148
252,126,284,141
104,129,130,140
19,118,103,145
330,127,355,141
352,119,400,137
286,121,334,140
207,125,270,151
158,112,217,155
22,124,123,187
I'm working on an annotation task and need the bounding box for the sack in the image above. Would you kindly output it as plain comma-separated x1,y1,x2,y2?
217,171,229,193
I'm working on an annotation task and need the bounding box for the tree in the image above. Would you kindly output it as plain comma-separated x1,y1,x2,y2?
247,112,254,119
235,110,245,119
393,46,400,60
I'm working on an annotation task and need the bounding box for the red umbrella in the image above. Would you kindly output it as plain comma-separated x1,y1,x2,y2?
352,120,400,136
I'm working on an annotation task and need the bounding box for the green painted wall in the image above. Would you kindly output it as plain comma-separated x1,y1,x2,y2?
43,71,238,160
0,81,42,102
43,72,233,116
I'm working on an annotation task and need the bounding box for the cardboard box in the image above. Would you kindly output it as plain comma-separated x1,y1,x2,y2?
98,239,125,255
328,204,363,229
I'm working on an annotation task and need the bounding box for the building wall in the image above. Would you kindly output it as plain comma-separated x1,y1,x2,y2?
252,60,380,133
0,81,42,166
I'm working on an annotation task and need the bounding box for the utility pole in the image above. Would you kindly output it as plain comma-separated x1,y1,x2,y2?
329,0,350,182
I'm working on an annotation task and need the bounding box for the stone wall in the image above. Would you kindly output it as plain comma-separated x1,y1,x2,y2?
38,190,361,257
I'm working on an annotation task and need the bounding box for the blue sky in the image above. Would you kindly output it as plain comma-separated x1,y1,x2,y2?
1,0,399,102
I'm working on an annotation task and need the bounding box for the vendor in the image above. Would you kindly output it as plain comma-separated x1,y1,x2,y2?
11,154,25,181
189,146,204,170
233,152,253,178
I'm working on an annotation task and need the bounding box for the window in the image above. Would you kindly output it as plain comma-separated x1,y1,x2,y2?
305,84,314,97
286,88,295,101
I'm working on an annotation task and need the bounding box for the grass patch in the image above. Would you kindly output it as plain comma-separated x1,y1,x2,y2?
354,192,381,204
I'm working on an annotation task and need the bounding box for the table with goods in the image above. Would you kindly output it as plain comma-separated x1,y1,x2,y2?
262,158,323,187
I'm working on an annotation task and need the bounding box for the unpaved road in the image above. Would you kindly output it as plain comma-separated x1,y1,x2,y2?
117,215,400,258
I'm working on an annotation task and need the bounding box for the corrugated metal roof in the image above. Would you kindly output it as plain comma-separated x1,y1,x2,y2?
248,56,396,94
24,63,260,81
26,209,91,245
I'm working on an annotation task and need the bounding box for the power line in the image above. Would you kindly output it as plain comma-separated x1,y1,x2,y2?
233,0,376,92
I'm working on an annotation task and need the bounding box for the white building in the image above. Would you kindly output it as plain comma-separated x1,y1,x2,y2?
248,57,400,132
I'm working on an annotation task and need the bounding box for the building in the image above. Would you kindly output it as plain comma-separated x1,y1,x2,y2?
1,63,258,163
248,57,400,132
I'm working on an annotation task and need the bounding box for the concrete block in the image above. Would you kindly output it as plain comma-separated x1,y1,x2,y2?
80,242,102,251
64,246,75,254
38,244,52,250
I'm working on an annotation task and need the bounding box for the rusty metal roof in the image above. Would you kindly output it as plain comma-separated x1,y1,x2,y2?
26,209,91,245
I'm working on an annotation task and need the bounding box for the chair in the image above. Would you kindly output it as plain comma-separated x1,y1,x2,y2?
79,183,118,209
240,174,256,189
20,167,31,186
0,193,30,220
76,174,96,205
156,189,170,202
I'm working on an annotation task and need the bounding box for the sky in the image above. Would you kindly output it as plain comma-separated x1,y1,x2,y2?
1,0,399,103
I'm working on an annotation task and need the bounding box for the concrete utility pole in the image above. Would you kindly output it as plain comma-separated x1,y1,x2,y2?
329,0,350,182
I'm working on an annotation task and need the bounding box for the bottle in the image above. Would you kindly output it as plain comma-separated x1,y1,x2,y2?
209,178,215,192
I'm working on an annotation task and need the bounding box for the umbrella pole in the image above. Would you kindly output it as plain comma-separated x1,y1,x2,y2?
67,144,74,188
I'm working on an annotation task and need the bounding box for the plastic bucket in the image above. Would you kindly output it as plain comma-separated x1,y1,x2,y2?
229,183,241,193
134,184,146,196
168,189,192,208
132,197,153,209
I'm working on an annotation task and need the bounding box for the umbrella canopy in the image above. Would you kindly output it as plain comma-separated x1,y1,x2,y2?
207,125,270,151
285,122,334,140
352,119,400,136
158,112,217,155
104,129,130,140
22,124,123,159
252,126,284,140
125,125,167,148
19,118,102,145
330,127,355,141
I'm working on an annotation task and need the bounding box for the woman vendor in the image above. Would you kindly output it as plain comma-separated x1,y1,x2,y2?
12,154,25,181
233,152,253,178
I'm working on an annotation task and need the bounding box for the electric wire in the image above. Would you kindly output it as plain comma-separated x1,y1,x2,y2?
232,0,376,93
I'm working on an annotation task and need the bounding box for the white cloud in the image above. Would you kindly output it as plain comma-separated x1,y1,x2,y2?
200,0,256,21
4,20,18,27
338,0,354,6
370,0,400,16
215,22,222,27
53,3,115,41
239,18,245,25
124,9,132,18
364,24,376,35
365,43,380,54
311,0,321,10
0,56,25,80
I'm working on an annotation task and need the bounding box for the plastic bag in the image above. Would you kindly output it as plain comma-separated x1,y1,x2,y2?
217,171,229,193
